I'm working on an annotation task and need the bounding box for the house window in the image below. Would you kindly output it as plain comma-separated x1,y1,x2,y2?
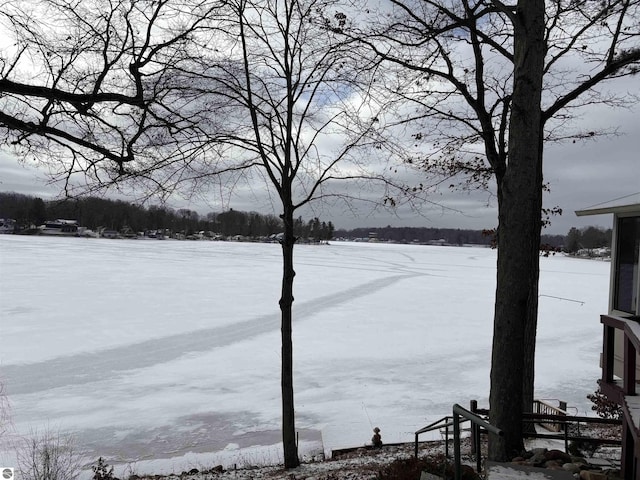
614,216,640,314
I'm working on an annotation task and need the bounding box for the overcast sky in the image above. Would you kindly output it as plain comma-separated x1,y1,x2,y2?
1,7,638,237
2,104,637,236
3,91,639,236
1,96,638,236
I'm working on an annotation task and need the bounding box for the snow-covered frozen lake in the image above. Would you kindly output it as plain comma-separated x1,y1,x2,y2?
0,235,609,475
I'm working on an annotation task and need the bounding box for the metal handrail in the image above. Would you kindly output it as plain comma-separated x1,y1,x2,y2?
414,415,467,458
522,412,622,451
416,401,618,479
453,403,503,480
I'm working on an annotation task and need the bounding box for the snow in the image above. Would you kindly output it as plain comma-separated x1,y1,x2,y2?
0,236,610,477
486,462,574,479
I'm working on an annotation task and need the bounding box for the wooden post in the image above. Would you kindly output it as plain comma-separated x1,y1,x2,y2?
445,417,450,458
470,400,478,456
559,400,568,449
624,336,636,395
602,321,615,384
453,410,462,480
622,422,635,480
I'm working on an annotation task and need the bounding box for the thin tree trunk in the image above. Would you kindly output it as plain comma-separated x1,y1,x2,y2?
280,204,300,469
488,0,545,462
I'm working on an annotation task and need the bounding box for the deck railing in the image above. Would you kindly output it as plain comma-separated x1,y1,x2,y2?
532,399,567,432
599,314,640,480
600,314,640,400
414,415,457,459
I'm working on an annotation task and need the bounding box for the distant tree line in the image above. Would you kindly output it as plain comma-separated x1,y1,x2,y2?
564,226,612,253
334,226,568,249
334,226,492,245
0,192,334,240
1,192,612,249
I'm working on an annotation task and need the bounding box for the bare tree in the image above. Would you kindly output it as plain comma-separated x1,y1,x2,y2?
0,0,230,200
193,0,401,467
358,0,640,460
1,0,404,469
17,428,82,480
0,381,10,440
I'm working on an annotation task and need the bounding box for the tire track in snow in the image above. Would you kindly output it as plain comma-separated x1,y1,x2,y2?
4,272,421,395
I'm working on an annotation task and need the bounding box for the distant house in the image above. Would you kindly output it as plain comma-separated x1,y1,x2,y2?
39,219,79,235
101,229,120,239
576,194,640,479
0,218,16,234
120,225,137,238
427,238,448,246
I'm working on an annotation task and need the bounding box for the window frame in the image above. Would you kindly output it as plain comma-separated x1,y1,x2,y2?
610,213,640,317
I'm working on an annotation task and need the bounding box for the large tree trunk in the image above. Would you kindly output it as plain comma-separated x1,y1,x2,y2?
523,163,542,425
280,204,300,469
488,0,545,462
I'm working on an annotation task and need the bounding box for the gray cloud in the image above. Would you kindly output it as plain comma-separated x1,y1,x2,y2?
542,105,639,234
0,153,58,199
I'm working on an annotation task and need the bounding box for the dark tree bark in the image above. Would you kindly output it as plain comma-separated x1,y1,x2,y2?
488,0,545,460
280,201,300,468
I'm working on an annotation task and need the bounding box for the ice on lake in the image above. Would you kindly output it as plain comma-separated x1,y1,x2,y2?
0,235,609,475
